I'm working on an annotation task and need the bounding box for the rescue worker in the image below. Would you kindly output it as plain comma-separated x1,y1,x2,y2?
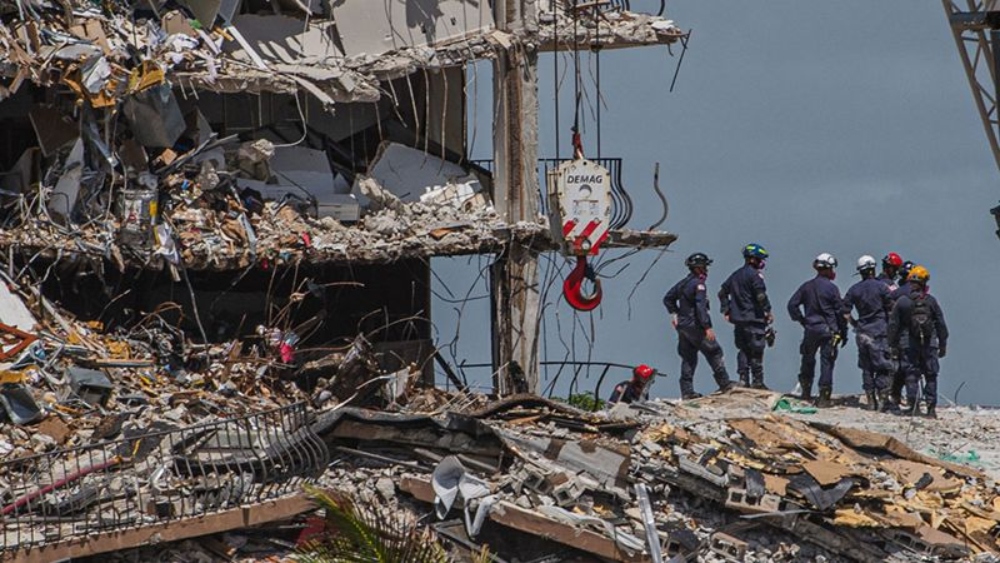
878,252,903,292
787,253,847,407
888,258,917,408
609,364,655,404
664,253,735,400
842,255,893,410
888,266,948,418
718,243,774,389
897,261,915,288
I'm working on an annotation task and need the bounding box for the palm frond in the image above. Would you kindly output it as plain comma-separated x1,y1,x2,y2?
472,545,494,563
298,485,450,563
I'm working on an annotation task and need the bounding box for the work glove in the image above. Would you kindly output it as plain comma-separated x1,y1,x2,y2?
838,331,849,348
938,346,947,359
764,326,776,348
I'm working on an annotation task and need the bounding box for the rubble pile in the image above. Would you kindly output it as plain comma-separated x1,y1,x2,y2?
373,391,1000,562
1,88,551,270
11,363,1000,562
0,273,993,561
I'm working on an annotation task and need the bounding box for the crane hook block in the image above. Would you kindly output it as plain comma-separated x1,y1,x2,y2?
563,255,603,311
547,158,612,257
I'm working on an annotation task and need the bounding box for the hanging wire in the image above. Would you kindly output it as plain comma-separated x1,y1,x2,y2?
594,6,602,158
553,0,560,162
669,30,693,93
572,0,584,157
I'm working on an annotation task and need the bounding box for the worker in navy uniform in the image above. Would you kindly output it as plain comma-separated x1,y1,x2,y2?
608,364,655,404
888,265,948,419
878,252,903,293
663,252,735,400
887,258,916,408
787,253,847,407
897,260,915,290
842,255,894,411
718,243,774,389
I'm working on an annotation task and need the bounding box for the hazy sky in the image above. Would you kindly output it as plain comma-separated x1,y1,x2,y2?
433,0,1000,405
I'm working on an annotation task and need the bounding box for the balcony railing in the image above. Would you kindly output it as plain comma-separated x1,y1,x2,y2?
0,402,328,554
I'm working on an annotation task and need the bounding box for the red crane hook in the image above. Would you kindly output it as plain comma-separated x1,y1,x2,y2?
563,255,603,311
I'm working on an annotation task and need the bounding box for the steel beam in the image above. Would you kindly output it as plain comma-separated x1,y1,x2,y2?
944,0,1000,173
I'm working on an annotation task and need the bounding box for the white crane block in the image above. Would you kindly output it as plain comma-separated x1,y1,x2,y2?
548,158,612,256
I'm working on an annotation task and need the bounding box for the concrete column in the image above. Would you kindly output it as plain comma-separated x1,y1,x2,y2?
491,3,541,395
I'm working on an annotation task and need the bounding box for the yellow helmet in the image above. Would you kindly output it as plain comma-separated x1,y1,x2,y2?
907,265,930,283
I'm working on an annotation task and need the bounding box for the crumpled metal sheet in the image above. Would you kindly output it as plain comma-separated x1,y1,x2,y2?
122,84,185,148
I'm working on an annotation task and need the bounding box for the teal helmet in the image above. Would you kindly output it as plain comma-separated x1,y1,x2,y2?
742,243,768,259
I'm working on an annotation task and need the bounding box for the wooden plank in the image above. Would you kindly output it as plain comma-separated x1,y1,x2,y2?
11,494,317,563
400,475,436,503
489,501,647,562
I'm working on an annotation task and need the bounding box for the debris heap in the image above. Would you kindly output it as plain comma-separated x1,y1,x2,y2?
4,286,1000,563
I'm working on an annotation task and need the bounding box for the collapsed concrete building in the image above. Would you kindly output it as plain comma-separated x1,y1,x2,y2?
3,1,999,562
0,0,680,395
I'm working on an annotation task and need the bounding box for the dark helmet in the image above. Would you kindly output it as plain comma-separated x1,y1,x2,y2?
685,252,713,269
899,260,915,280
742,243,768,259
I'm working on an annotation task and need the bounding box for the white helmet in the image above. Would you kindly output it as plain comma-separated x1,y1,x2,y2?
813,253,837,270
856,255,877,272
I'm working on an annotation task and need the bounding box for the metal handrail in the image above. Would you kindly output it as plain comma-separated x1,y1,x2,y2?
0,402,328,553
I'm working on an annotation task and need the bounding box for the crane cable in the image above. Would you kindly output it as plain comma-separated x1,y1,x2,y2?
562,1,603,311
572,0,583,158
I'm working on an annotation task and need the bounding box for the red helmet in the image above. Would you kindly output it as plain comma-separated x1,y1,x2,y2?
883,252,903,268
633,364,655,379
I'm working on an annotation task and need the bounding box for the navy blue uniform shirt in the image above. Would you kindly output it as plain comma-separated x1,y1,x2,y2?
719,264,771,324
842,277,892,332
787,275,847,334
877,272,899,293
664,273,713,329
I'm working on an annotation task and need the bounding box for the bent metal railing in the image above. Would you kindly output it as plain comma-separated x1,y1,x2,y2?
0,402,328,553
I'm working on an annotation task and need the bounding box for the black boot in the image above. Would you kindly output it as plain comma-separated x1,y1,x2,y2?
751,380,770,391
924,404,937,419
816,387,833,408
878,391,898,413
799,378,813,401
739,375,750,387
890,385,903,408
865,392,878,411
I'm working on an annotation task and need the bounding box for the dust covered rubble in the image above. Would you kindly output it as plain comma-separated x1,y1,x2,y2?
6,328,1000,563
